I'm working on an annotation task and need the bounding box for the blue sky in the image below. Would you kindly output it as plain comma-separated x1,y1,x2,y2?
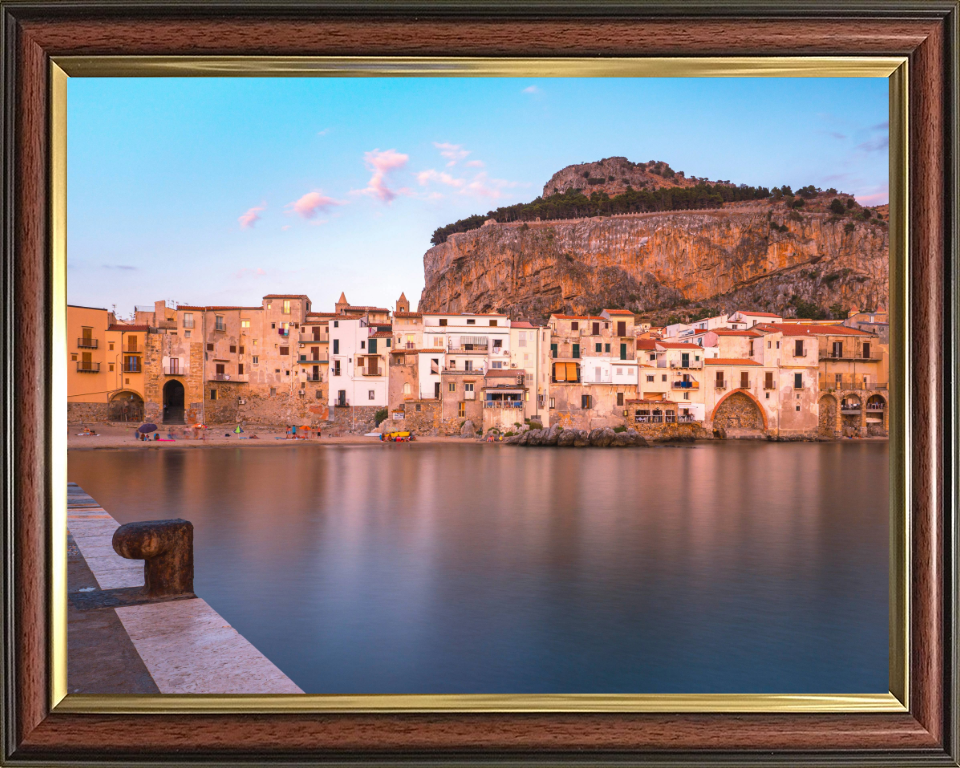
68,77,889,317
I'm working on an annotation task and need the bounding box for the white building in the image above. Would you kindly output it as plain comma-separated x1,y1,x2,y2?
419,312,511,399
328,316,390,408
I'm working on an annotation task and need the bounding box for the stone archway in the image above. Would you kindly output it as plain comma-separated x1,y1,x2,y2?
712,391,766,433
840,393,862,435
163,380,185,424
818,394,839,438
108,390,144,422
866,393,888,435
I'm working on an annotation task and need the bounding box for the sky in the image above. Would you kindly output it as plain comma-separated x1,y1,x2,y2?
67,76,889,317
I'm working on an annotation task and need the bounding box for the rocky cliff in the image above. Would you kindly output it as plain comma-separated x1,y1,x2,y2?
543,156,728,199
418,204,889,322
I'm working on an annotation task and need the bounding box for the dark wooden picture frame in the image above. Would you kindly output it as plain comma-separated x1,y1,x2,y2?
1,1,958,764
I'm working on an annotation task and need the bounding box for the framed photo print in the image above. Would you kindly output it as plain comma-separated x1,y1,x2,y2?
1,1,957,765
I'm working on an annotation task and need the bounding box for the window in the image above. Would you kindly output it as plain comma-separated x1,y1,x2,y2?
448,383,456,392
776,340,780,349
271,323,276,330
749,341,754,356
283,300,291,314
434,336,444,347
595,343,602,353
716,371,725,388
229,345,237,353
463,360,473,372
489,320,497,327
863,342,871,359
280,346,289,356
684,392,690,400
108,363,114,371
592,322,600,335
109,342,115,351
238,345,244,354
571,321,579,331
662,374,667,381
333,320,338,328
572,343,580,359
252,355,259,365
549,397,556,409
552,362,580,382
386,338,391,347
449,359,457,369
765,371,774,389
333,360,341,376
215,363,225,375
518,332,527,347
465,383,474,394
551,343,558,358
184,330,191,338
832,341,843,357
617,392,624,406
183,313,194,329
316,390,323,399
491,361,503,369
215,315,225,332
369,390,375,400
238,364,244,375
466,319,475,325
415,403,422,412
439,319,448,326
360,340,365,350
617,321,626,336
795,339,804,356
271,387,277,396
241,319,250,329
206,343,214,351
794,372,803,389
646,375,654,382
252,339,257,346
740,371,749,388
333,339,339,354
767,340,771,348
209,389,219,400
123,355,141,373
605,343,611,353
403,383,412,395
458,402,466,417
581,394,592,409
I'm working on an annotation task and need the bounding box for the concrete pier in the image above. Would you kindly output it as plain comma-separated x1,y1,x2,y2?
67,482,302,694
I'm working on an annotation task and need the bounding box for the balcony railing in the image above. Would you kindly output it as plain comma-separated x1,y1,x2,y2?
820,379,888,392
210,373,248,382
635,414,678,424
670,360,703,369
672,381,699,389
163,364,186,375
77,337,98,349
76,362,100,373
484,400,523,409
299,355,323,363
447,344,489,353
122,364,142,373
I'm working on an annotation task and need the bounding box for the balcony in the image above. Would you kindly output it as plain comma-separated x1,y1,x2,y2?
77,337,98,349
447,344,489,354
820,378,889,392
484,400,523,409
211,373,248,382
444,365,486,375
670,360,703,369
634,414,678,424
298,355,323,364
122,363,142,373
163,364,187,375
76,362,100,373
672,380,699,389
304,374,322,382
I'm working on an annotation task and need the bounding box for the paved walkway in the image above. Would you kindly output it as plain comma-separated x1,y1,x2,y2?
68,483,302,694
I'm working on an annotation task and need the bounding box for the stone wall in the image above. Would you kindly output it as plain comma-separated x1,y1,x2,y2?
234,380,328,426
331,405,381,435
67,402,110,424
818,394,839,438
632,421,712,441
387,400,443,435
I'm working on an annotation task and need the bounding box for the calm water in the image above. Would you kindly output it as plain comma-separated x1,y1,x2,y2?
68,441,889,694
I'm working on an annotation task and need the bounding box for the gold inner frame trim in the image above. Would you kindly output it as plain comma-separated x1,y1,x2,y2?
49,56,909,715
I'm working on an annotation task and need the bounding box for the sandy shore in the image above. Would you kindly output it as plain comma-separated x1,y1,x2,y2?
67,423,480,449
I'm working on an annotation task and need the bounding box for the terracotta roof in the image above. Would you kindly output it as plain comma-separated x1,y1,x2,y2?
767,323,872,337
263,294,311,299
736,310,782,317
344,305,390,312
393,312,422,318
108,324,148,332
485,369,524,378
656,342,702,350
510,321,538,329
549,314,606,321
306,312,337,318
369,331,393,338
603,309,634,315
636,339,659,350
713,329,762,337
705,358,763,366
176,305,262,311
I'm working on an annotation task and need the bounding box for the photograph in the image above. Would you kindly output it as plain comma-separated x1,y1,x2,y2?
63,74,892,697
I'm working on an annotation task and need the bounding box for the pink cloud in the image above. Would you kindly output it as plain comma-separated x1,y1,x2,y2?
234,267,267,279
356,148,409,203
287,191,340,219
238,203,266,229
465,159,485,168
459,172,523,200
416,169,464,188
433,142,470,163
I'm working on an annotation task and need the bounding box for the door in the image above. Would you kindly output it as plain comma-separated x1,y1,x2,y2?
162,380,185,424
681,352,689,367
572,343,580,359
434,382,441,399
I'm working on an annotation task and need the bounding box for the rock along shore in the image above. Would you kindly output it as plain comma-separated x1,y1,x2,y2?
504,424,649,448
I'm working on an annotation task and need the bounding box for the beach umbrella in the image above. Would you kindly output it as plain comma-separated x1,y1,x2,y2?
137,423,158,434
192,423,207,429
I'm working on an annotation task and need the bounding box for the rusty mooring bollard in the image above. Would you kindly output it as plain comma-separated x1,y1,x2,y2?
112,519,195,599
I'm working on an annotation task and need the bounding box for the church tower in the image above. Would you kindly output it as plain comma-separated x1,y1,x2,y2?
335,292,349,315
396,292,410,314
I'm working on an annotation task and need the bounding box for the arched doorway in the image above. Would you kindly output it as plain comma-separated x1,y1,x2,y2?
712,391,766,433
866,394,888,435
818,394,838,438
840,394,862,434
163,380,185,424
108,391,144,422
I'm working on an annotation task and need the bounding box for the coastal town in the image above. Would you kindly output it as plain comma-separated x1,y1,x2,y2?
67,292,889,441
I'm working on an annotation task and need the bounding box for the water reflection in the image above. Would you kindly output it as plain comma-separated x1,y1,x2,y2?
68,441,888,694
